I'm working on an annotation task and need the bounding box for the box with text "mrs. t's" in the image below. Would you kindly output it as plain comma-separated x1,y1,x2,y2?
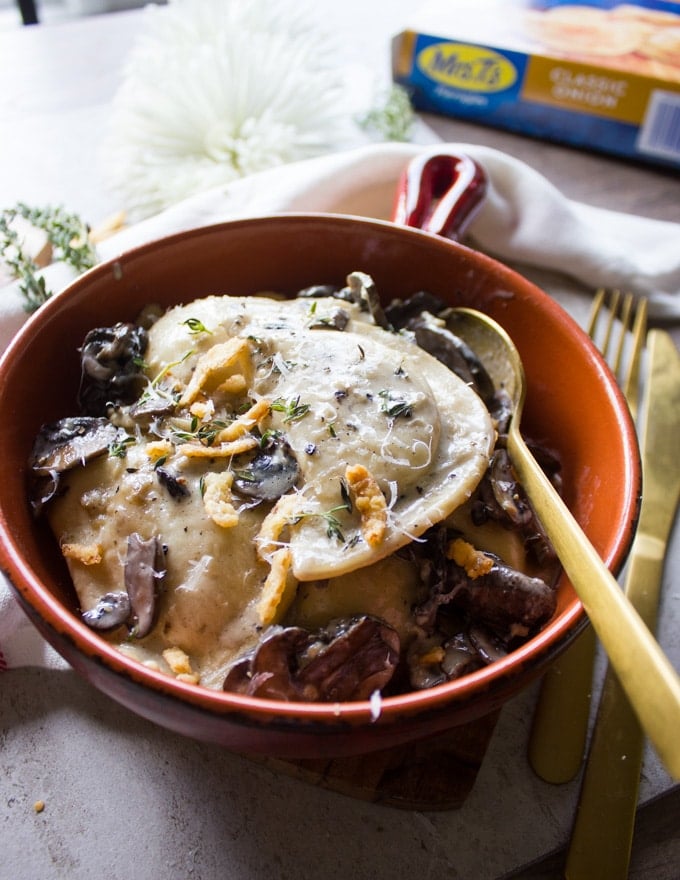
392,0,680,170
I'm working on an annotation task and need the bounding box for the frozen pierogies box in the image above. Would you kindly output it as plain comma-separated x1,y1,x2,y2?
392,0,680,170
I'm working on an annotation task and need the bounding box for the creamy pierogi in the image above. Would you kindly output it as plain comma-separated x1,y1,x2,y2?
33,280,562,701
37,289,496,690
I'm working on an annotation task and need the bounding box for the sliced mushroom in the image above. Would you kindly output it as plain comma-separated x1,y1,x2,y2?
29,417,129,514
384,290,449,328
445,553,557,642
296,616,400,702
471,450,557,568
233,434,300,501
156,467,190,500
78,322,149,416
81,591,131,631
487,448,534,528
344,271,391,330
223,626,309,701
222,616,400,702
407,312,496,403
124,533,165,638
441,631,485,679
469,624,509,665
30,417,125,473
129,389,176,421
407,629,484,691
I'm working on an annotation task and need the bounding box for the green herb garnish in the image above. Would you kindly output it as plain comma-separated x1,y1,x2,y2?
108,435,136,458
171,418,229,447
378,389,413,420
182,317,212,335
291,502,351,544
271,395,311,424
1,203,97,312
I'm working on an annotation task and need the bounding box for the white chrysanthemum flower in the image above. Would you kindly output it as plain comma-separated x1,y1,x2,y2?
102,0,375,220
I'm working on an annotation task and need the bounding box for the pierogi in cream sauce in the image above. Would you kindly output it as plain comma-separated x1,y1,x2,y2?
31,278,558,700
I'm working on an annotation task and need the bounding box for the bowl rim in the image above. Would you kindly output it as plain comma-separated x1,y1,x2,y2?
0,212,641,728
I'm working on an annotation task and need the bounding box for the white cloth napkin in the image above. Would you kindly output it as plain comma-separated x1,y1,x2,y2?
1,140,680,671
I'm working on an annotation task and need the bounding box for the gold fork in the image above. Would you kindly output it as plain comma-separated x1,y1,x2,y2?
528,290,648,784
566,322,680,877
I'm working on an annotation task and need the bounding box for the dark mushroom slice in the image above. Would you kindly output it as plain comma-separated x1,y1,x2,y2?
30,417,126,473
29,417,130,514
343,271,391,330
81,591,131,631
407,629,485,690
223,626,310,701
124,533,165,638
78,322,149,416
406,312,496,403
441,631,486,679
222,616,400,703
404,525,455,632
488,447,534,528
472,450,558,568
445,553,557,642
233,434,300,501
296,616,400,702
468,624,509,665
384,290,449,329
155,467,190,500
487,388,514,435
406,634,449,690
129,389,176,421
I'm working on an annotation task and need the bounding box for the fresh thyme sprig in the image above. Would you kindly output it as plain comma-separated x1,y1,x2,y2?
108,435,136,458
0,203,98,312
291,503,351,543
171,416,229,447
271,395,311,424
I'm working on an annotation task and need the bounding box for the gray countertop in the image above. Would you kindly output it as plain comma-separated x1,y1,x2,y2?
2,4,679,879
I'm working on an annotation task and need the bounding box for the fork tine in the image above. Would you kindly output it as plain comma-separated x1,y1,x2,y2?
623,297,648,419
587,288,648,419
587,287,620,358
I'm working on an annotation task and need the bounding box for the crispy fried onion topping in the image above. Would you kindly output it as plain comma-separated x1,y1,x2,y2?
344,463,387,548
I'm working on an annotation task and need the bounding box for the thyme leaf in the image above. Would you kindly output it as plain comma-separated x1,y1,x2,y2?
378,388,413,420
291,502,351,544
271,395,311,424
171,417,229,447
182,317,212,335
108,435,136,458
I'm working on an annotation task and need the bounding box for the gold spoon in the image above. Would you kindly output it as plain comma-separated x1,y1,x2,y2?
450,307,680,781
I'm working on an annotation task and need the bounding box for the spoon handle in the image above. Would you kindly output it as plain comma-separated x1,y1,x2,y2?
507,432,680,782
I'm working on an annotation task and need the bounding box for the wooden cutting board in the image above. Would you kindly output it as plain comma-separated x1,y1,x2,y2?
248,709,500,810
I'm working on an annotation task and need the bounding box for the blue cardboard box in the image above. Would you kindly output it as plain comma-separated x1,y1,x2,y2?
392,0,680,170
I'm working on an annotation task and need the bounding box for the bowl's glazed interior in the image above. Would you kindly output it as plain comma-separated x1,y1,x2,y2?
0,215,640,757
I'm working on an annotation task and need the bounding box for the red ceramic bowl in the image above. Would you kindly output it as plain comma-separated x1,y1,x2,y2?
0,162,640,759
